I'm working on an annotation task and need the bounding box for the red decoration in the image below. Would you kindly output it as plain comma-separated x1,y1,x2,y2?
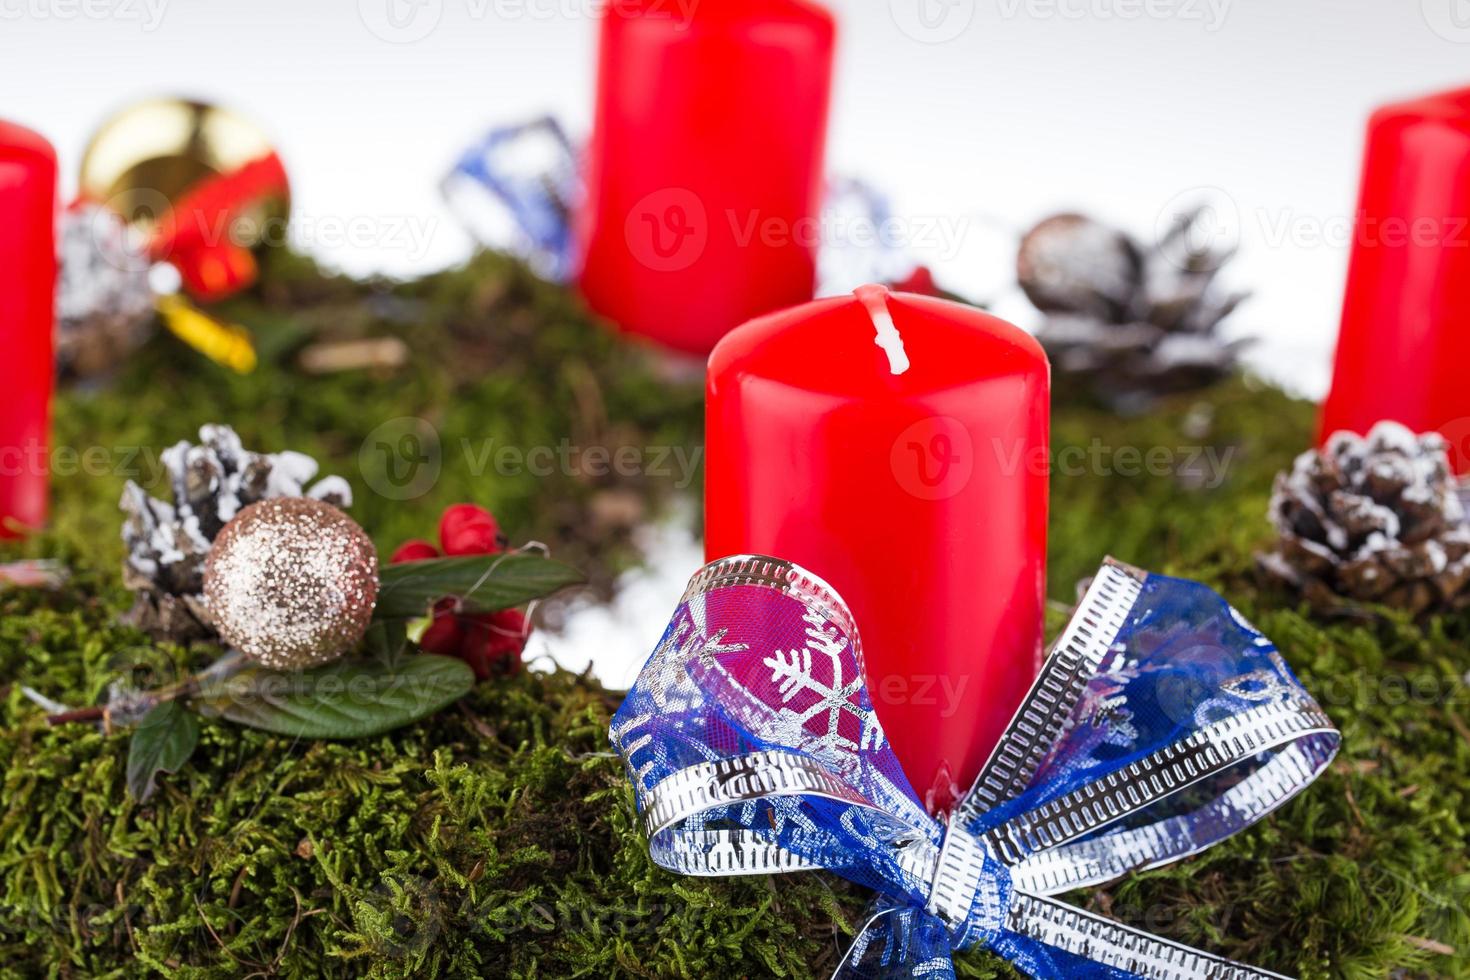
391,505,530,680
575,0,836,355
889,266,944,298
148,153,290,303
390,539,441,564
439,503,505,556
705,286,1050,814
1320,86,1470,468
0,119,57,539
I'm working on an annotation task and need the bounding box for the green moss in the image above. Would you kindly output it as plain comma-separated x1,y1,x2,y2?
0,256,1465,977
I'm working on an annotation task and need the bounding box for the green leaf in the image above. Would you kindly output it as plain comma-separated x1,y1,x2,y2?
362,619,410,664
374,553,584,621
194,655,475,739
126,701,200,802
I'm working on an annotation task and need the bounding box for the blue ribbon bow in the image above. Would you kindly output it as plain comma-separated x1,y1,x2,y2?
611,556,1340,979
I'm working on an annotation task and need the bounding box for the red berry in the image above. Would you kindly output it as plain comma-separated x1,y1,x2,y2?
459,609,529,681
390,539,440,564
439,504,503,556
891,266,943,298
417,601,465,656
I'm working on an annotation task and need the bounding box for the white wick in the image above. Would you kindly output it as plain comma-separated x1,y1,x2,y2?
854,284,910,375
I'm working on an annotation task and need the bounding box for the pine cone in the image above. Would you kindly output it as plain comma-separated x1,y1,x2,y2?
1018,208,1249,409
56,204,157,380
1258,421,1470,616
120,424,353,643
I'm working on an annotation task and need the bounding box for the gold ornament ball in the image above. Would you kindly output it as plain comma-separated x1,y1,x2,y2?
204,498,379,671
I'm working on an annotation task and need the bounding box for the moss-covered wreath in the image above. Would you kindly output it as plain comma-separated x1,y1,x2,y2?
0,251,1466,978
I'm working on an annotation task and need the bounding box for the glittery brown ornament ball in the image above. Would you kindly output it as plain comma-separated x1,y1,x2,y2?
204,498,379,671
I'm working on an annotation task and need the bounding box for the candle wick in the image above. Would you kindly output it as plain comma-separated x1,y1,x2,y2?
855,285,910,376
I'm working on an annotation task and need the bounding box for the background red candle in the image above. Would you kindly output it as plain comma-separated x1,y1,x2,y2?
1320,86,1470,465
576,0,835,356
705,286,1050,813
0,119,57,539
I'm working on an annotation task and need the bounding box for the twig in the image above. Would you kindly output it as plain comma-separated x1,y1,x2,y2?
1446,707,1470,748
117,878,137,956
228,866,249,910
44,706,108,725
43,651,247,728
194,895,240,962
273,886,306,972
1400,934,1456,956
1342,784,1366,828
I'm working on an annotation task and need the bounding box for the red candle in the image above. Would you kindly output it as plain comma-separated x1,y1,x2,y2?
1320,86,1470,465
0,119,57,539
576,0,836,355
705,286,1050,812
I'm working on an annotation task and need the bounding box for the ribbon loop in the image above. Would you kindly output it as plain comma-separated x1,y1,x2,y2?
611,555,1340,980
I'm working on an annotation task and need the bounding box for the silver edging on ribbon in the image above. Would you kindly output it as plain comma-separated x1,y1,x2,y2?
1007,892,1290,980
643,748,901,878
958,560,1145,824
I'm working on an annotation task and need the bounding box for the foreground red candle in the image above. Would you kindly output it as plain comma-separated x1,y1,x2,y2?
577,0,836,355
706,286,1050,812
0,119,57,539
1320,86,1470,466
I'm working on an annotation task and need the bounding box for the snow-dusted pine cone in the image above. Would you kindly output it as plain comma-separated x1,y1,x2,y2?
1018,207,1249,410
1258,421,1470,616
120,424,353,643
56,204,157,379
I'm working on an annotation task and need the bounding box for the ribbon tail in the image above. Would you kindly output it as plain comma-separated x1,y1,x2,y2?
832,902,955,980
994,891,1291,980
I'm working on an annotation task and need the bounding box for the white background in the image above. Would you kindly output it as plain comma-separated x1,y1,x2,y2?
4,0,1470,397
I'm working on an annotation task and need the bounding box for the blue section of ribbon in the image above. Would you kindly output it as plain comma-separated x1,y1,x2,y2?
442,116,580,283
610,556,1339,980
